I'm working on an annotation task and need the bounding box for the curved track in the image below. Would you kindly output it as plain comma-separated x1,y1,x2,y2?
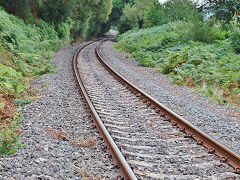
73,39,240,179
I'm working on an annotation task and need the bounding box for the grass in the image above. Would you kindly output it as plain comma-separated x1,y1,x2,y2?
0,109,24,157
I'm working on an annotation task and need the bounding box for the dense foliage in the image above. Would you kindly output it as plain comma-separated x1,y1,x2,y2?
144,0,200,28
117,0,153,33
0,0,114,155
115,20,240,107
114,0,240,108
116,0,240,33
117,0,201,33
0,0,113,156
108,0,134,30
0,0,113,40
0,6,64,155
230,14,240,53
202,0,240,22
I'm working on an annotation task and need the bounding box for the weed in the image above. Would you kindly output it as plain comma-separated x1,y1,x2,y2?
230,14,240,53
14,99,31,106
45,126,69,141
0,114,24,157
45,126,97,147
146,121,154,127
71,138,97,147
72,162,105,180
0,102,5,109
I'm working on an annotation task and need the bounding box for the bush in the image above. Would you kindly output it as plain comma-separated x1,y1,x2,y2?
0,114,24,157
177,20,226,44
0,8,61,78
115,22,240,106
0,64,26,97
0,6,64,156
117,0,153,33
57,22,70,41
144,0,201,28
230,14,240,53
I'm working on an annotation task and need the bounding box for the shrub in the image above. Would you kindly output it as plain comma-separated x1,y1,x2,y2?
57,22,70,41
115,22,240,106
14,99,31,106
117,0,154,33
144,0,201,28
230,14,240,53
0,64,26,97
0,116,24,157
0,6,63,156
176,19,226,44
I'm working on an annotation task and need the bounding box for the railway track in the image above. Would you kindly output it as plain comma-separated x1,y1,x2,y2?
73,38,240,179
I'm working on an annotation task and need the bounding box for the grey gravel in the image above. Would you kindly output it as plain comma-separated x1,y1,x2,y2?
78,42,239,179
0,42,119,179
99,40,240,154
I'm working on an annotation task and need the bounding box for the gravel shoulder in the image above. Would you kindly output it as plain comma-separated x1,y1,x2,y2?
0,43,119,179
99,41,240,154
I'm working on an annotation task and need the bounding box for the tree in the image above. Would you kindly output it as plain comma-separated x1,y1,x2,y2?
0,0,74,24
82,0,112,39
202,0,240,22
144,0,201,28
38,0,75,24
164,0,201,21
0,0,41,19
143,0,167,27
70,0,112,40
118,0,153,33
0,0,113,40
108,0,135,28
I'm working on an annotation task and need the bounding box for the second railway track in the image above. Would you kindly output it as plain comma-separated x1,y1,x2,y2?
73,39,240,179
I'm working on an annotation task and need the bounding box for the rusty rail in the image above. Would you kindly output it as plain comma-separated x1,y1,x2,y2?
95,38,240,174
72,40,138,180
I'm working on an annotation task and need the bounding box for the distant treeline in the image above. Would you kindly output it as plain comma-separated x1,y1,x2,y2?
108,0,240,33
0,0,112,40
114,0,240,107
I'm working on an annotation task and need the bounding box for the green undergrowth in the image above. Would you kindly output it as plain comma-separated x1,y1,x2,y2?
115,21,240,108
0,6,65,156
0,112,24,156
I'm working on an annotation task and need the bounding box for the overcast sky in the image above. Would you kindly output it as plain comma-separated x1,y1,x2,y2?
158,0,204,5
158,0,168,3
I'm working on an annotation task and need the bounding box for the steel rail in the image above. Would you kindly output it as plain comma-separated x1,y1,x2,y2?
96,38,240,174
72,40,138,180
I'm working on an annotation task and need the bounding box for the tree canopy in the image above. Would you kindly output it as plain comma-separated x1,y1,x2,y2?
202,0,240,22
0,0,113,40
